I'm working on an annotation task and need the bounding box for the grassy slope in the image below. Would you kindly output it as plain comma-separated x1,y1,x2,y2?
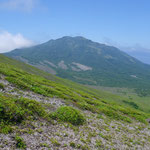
1,54,150,150
0,54,149,124
89,85,150,113
0,54,135,104
1,54,149,113
2,53,150,115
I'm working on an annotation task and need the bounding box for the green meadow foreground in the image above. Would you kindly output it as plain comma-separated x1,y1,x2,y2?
0,54,150,149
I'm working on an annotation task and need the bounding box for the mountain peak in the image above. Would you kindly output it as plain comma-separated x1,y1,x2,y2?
61,36,87,40
46,36,89,44
5,36,150,88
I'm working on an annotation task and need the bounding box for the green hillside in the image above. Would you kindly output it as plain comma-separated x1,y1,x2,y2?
0,54,150,149
5,36,150,90
1,54,150,113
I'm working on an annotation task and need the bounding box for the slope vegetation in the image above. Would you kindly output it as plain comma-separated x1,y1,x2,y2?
0,54,150,149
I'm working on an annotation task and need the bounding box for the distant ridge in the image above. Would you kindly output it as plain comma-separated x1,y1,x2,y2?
5,36,150,89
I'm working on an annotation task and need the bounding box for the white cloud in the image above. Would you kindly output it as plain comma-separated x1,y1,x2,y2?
0,31,34,53
0,0,37,12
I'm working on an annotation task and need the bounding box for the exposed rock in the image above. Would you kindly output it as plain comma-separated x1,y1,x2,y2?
43,60,58,68
72,62,92,71
58,60,68,70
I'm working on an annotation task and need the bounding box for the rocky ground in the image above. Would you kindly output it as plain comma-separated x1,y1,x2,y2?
0,76,150,150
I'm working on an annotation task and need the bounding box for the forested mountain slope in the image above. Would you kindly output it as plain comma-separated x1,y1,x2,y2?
5,36,150,89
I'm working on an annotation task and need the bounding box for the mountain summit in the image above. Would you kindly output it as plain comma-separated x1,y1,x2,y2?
5,36,150,88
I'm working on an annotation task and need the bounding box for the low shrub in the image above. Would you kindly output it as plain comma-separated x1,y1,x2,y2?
15,136,26,149
0,94,46,124
0,83,5,90
50,106,85,125
70,141,76,148
123,100,139,109
0,122,12,134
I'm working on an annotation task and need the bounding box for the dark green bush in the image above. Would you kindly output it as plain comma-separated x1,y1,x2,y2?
70,142,76,148
0,83,5,90
15,136,26,149
123,100,139,109
0,122,12,134
50,106,85,125
0,94,46,124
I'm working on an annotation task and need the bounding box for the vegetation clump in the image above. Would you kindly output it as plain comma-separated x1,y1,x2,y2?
0,122,12,134
50,106,85,125
70,141,76,148
0,94,46,125
15,136,26,149
50,138,61,146
123,100,139,109
0,83,5,90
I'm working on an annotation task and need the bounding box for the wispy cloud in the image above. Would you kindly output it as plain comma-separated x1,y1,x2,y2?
101,37,150,64
0,0,38,12
0,31,34,53
102,37,150,52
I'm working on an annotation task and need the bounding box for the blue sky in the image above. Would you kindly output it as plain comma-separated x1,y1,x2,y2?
0,0,150,52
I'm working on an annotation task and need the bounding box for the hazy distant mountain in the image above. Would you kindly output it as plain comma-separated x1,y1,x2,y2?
5,36,150,88
126,51,150,65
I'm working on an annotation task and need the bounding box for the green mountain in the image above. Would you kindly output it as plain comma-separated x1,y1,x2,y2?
5,36,150,89
0,54,150,149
